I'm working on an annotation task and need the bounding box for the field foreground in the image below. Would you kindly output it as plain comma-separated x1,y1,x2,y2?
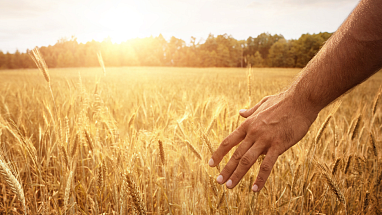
0,67,381,214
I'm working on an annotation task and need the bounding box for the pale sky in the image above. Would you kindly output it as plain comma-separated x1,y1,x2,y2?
0,0,360,53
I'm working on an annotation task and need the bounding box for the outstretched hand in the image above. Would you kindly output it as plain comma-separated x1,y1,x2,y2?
208,91,318,192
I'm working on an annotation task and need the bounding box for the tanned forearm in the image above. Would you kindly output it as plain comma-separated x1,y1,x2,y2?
210,0,382,193
289,0,382,115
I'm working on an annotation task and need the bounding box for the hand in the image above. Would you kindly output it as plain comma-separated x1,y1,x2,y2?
208,91,318,192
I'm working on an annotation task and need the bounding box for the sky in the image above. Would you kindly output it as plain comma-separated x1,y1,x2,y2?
0,0,360,53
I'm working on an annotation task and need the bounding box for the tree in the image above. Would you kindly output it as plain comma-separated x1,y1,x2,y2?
292,33,326,67
57,50,74,68
0,32,333,69
245,33,284,66
247,51,264,67
0,51,6,69
268,39,294,67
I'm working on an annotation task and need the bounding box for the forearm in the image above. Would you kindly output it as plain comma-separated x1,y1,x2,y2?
288,0,382,115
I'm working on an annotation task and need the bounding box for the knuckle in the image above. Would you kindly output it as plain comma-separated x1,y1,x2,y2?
262,96,270,103
247,126,257,136
237,123,247,133
221,138,230,147
260,163,272,172
240,155,252,166
256,175,265,183
232,151,242,161
235,127,245,136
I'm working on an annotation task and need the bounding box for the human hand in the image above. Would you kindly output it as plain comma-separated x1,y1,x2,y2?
208,92,318,192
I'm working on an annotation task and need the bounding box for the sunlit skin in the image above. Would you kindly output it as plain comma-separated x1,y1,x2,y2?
209,0,382,192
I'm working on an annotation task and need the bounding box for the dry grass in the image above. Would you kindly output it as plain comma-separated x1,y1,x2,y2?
0,65,381,214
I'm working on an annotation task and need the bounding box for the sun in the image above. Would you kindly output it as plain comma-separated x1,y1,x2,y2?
97,2,146,43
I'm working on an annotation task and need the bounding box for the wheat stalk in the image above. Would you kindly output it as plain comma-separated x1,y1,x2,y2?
29,47,57,116
64,170,74,213
247,65,252,106
97,51,106,76
292,164,301,190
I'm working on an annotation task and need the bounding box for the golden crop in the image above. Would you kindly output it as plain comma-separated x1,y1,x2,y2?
0,63,381,214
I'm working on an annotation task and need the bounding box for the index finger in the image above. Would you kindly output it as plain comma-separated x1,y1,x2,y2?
209,123,247,167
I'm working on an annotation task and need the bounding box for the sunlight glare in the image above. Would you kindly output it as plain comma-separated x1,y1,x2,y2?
97,2,147,43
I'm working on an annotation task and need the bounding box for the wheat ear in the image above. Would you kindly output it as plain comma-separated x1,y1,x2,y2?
158,140,165,165
84,130,94,152
185,140,202,160
315,115,332,144
372,86,381,115
209,175,218,197
125,172,146,215
317,162,346,210
206,117,216,135
349,114,361,140
332,158,342,176
60,145,69,170
369,132,378,157
0,159,26,214
344,155,353,174
29,47,57,115
70,134,79,158
128,113,136,129
202,133,221,171
217,191,225,209
29,48,50,83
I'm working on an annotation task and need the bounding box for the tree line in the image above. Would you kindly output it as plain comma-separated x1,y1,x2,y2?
0,32,332,69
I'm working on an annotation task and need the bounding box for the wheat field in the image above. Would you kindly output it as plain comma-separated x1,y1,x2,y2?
0,62,381,214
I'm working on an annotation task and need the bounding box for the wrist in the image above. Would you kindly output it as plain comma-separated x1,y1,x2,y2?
283,84,321,124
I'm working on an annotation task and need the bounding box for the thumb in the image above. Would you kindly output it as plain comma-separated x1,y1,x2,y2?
239,107,257,118
239,102,262,118
240,96,271,118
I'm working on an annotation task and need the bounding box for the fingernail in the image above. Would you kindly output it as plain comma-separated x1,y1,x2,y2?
226,179,232,188
239,109,247,114
208,158,214,166
216,175,223,183
252,184,258,192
